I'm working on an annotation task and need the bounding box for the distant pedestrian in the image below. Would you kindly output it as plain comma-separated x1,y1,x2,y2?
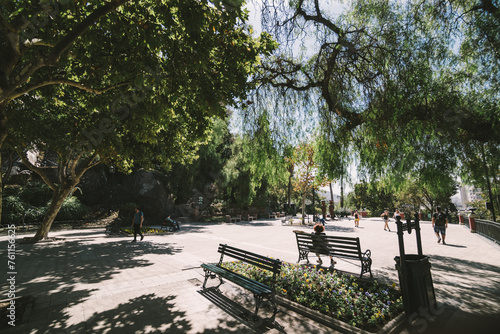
354,210,360,227
381,210,391,231
131,207,144,242
432,206,448,244
316,214,326,226
163,215,180,231
393,209,401,220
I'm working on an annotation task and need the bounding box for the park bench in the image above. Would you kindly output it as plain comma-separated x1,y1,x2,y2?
201,244,282,321
293,230,373,278
282,215,313,226
267,212,276,219
247,214,256,221
226,214,241,223
281,215,293,225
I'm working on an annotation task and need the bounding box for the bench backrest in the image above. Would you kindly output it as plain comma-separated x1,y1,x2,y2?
217,244,281,281
294,231,363,260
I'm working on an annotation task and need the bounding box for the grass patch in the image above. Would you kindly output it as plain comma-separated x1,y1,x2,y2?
221,261,403,332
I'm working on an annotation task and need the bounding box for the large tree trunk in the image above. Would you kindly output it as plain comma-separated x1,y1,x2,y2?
2,149,15,188
340,177,344,208
31,187,73,242
287,174,292,205
0,123,8,226
0,152,3,226
301,188,306,224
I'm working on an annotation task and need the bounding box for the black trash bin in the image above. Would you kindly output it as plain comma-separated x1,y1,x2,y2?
394,255,436,315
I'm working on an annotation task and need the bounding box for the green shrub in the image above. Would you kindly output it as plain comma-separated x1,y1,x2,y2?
1,190,47,224
55,196,88,221
2,195,26,224
23,207,46,224
19,182,51,207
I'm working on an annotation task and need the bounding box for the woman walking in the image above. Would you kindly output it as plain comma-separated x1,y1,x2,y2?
354,210,360,227
381,209,390,231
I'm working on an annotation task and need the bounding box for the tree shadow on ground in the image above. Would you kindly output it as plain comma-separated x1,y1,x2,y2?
380,254,500,334
52,229,108,238
199,288,286,333
68,294,191,333
428,255,500,309
169,223,217,234
324,224,355,233
0,238,183,332
235,221,276,227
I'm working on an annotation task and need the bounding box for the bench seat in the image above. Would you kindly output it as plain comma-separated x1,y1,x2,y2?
201,244,281,321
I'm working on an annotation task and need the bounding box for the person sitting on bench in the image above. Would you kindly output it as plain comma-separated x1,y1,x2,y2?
163,215,180,231
311,224,336,267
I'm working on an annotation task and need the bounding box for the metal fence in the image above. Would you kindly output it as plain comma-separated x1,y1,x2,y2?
475,219,500,245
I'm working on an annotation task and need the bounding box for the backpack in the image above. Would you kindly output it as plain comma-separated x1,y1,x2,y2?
435,211,446,226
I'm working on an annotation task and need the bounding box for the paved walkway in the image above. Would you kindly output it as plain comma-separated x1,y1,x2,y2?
1,217,499,333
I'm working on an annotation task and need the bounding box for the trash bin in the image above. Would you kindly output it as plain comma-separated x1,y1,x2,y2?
394,255,436,315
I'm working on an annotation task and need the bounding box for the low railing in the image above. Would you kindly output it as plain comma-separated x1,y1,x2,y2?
475,219,500,245
463,216,470,228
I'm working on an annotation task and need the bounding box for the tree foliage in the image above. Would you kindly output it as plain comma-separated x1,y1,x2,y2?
220,114,288,208
242,0,499,210
0,0,276,239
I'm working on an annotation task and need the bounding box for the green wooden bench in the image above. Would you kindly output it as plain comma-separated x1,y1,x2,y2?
293,230,373,278
201,244,282,321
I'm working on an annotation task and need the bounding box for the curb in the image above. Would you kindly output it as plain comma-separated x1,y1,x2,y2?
277,295,406,334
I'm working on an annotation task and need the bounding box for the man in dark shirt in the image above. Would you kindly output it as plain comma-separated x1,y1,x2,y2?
131,207,144,242
432,206,448,244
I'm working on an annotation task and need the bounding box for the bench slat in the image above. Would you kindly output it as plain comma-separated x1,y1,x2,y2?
218,245,280,274
201,263,272,294
293,231,372,278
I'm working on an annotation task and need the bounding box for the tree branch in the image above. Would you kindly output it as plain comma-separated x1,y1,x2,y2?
10,78,130,100
48,0,129,65
15,148,57,191
6,0,130,98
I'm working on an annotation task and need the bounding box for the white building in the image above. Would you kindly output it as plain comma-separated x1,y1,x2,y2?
459,185,483,208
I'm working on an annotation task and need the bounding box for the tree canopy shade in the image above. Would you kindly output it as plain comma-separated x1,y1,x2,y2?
0,0,277,239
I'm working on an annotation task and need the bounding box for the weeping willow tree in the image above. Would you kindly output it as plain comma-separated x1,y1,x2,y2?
237,0,499,214
221,113,289,208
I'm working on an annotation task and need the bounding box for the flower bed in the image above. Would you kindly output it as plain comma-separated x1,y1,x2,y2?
121,227,169,235
221,261,403,332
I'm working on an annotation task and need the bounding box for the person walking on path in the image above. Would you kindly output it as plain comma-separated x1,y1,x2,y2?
432,206,448,244
131,207,144,242
354,210,360,227
381,210,391,231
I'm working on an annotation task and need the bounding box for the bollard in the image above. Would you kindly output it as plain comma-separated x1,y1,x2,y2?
468,209,478,233
458,214,465,225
